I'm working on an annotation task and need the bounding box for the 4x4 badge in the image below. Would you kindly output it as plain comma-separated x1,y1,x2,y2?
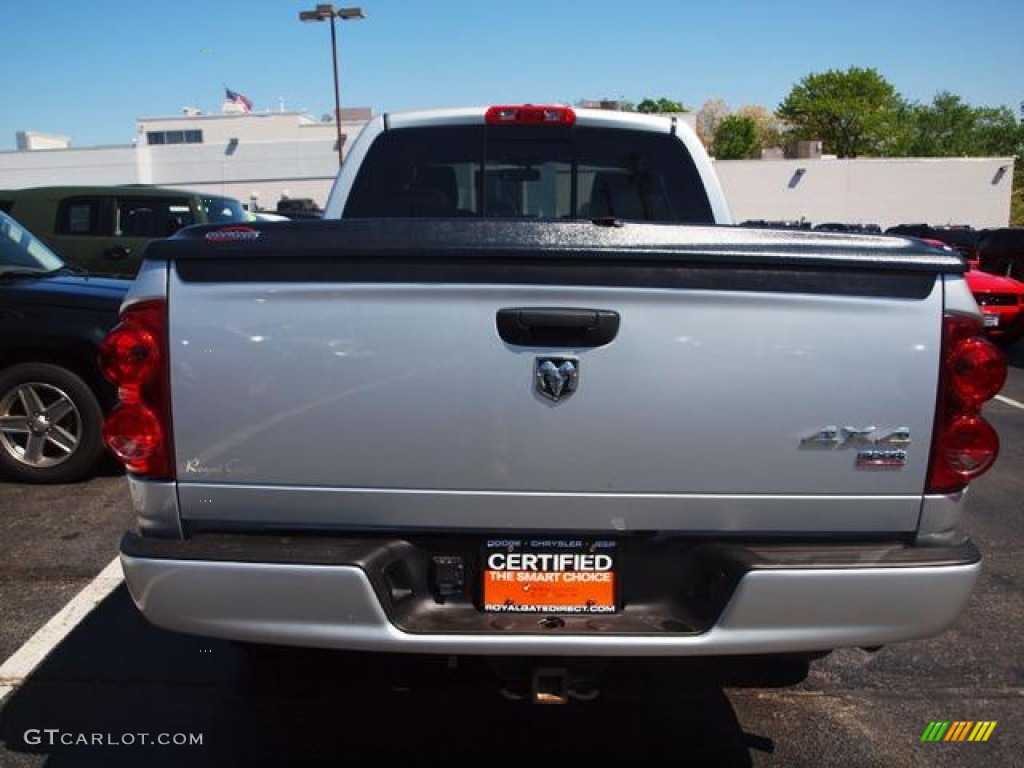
535,358,579,403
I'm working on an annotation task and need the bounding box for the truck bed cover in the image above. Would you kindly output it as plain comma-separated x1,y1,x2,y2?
149,219,965,275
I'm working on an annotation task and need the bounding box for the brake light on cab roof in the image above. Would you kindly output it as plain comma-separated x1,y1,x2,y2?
485,105,576,125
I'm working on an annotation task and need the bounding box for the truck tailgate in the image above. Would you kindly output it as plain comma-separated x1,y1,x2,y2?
163,223,949,534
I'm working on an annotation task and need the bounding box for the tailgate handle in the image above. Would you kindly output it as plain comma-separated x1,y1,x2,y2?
495,308,620,348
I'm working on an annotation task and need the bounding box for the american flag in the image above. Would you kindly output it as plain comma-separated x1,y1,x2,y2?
224,87,253,112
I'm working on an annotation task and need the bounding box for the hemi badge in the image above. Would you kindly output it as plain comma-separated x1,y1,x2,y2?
856,449,908,468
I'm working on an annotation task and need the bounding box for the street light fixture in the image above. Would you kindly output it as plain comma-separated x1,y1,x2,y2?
299,4,365,167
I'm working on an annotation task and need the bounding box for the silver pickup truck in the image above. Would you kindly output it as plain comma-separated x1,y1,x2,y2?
102,106,1005,693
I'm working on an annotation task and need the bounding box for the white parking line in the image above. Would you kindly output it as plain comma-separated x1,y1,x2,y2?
994,394,1024,411
0,556,123,705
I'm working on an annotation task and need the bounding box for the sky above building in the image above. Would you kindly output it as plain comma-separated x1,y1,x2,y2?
1,0,1021,150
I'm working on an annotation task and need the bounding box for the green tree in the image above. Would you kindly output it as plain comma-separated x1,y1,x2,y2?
875,99,919,157
696,98,730,147
969,105,1024,156
712,115,760,159
905,92,985,156
876,92,1024,158
736,105,787,151
636,97,688,114
777,67,904,157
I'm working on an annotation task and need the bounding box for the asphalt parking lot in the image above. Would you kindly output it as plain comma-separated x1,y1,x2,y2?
0,343,1021,767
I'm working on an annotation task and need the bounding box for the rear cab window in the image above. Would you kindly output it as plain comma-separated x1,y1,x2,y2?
343,125,714,223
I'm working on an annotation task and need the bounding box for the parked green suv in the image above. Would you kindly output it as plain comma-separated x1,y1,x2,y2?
0,186,247,276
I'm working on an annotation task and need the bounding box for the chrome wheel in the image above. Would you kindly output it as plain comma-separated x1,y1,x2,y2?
0,381,82,469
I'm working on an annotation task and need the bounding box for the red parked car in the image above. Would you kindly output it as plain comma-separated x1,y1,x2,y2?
921,238,1024,343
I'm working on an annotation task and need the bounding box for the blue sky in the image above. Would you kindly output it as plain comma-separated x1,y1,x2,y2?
1,0,1021,150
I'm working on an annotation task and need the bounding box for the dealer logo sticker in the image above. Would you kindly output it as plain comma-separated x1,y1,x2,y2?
204,226,261,243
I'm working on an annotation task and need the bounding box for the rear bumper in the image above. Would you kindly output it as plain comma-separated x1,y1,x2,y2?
120,532,981,657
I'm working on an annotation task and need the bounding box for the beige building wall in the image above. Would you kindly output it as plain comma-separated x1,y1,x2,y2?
137,111,342,144
716,157,1015,229
134,111,355,208
0,145,139,188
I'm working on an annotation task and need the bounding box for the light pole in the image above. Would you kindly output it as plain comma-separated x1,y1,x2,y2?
299,4,365,167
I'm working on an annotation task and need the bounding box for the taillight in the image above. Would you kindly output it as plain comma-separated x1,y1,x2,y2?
926,312,1006,493
99,312,161,391
102,405,163,466
484,105,576,125
947,336,1006,406
99,299,173,478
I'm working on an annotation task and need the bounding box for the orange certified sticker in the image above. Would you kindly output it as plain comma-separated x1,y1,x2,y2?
482,540,617,614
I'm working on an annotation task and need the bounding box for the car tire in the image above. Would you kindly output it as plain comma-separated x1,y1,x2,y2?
0,362,106,484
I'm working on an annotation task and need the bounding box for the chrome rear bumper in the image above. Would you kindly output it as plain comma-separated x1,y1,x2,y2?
120,532,980,657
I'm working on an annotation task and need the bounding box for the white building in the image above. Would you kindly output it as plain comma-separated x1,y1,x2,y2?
133,108,369,211
0,108,1016,228
1,107,370,212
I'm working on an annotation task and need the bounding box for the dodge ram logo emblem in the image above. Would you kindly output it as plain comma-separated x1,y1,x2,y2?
535,358,579,402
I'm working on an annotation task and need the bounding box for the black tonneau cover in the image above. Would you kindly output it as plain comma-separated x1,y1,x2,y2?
146,218,966,274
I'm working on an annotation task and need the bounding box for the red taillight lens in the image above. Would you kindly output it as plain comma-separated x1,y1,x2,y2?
929,415,1000,492
100,299,173,479
926,312,1005,494
99,323,160,390
103,403,165,473
485,105,576,125
947,336,1006,406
